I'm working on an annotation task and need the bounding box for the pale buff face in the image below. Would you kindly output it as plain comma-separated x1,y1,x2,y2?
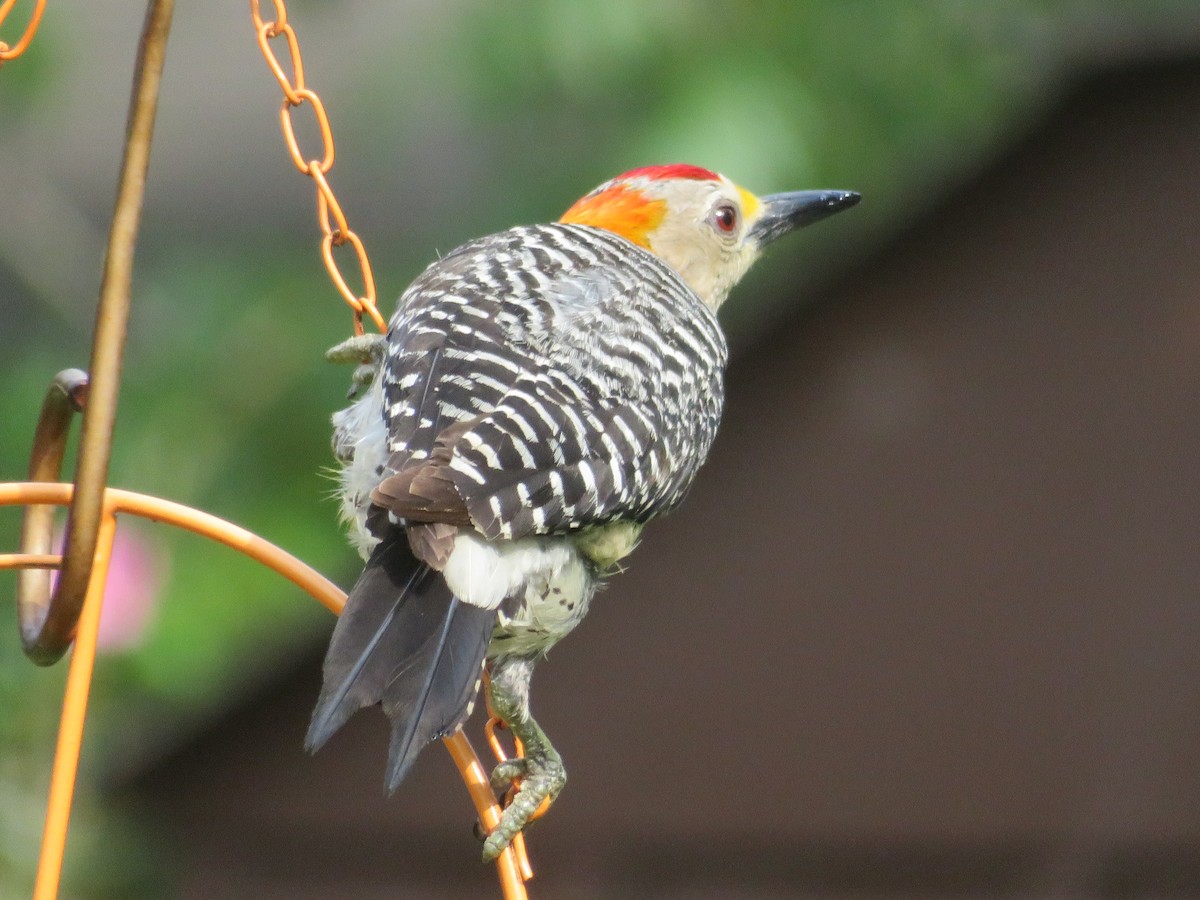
637,174,768,312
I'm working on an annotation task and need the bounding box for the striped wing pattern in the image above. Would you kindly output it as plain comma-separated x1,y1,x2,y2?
376,223,727,541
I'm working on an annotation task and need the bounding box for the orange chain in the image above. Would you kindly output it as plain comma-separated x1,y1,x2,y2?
250,5,534,886
0,0,47,63
250,0,386,336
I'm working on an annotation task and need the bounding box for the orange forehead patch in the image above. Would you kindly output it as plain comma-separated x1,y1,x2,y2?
559,184,667,248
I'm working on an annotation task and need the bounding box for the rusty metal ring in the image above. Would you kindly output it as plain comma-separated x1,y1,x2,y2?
14,0,172,665
16,370,91,664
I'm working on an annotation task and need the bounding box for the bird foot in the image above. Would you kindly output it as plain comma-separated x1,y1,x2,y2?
481,747,566,862
325,333,386,397
489,756,531,790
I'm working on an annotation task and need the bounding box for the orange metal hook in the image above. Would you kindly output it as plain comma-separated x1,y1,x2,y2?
15,370,89,663
4,0,534,894
14,0,175,666
2,481,529,899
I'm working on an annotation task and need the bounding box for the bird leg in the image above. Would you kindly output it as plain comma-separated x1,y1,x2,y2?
482,657,566,862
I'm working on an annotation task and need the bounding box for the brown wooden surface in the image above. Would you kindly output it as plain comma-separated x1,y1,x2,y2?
123,62,1200,898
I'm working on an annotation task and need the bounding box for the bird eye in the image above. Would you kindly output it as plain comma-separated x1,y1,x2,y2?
712,203,739,234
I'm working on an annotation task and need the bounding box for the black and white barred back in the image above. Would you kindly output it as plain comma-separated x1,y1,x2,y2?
359,222,728,543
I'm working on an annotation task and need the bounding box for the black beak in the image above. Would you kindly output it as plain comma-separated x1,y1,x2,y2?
748,189,860,247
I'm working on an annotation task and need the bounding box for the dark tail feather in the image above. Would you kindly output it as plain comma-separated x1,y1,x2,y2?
305,527,494,790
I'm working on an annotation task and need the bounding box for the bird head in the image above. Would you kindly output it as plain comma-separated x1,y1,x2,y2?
560,163,859,311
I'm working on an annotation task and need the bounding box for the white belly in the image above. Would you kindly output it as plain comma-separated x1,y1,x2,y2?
487,547,595,659
439,530,597,659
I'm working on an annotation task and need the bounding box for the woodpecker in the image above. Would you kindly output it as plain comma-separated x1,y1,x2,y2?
307,164,859,860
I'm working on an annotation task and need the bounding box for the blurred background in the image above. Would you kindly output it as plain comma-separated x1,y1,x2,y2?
2,1,1199,897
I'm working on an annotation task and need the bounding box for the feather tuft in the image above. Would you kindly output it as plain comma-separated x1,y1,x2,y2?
305,528,494,790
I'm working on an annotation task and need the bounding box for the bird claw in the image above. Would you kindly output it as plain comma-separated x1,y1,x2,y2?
489,757,529,791
325,333,386,398
481,750,566,862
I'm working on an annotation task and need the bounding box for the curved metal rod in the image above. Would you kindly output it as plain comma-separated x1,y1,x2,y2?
0,0,48,63
1,480,530,897
3,482,345,614
444,731,530,898
15,0,174,665
30,507,115,900
16,371,89,660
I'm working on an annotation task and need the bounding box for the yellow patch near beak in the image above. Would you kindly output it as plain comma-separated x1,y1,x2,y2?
736,186,762,227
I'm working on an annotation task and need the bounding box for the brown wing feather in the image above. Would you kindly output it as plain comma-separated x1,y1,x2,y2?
371,464,472,525
370,419,475,525
406,522,459,570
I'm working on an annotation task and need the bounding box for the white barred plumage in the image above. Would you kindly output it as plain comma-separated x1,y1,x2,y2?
373,223,727,544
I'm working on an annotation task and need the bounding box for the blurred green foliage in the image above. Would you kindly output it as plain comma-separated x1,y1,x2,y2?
1,0,1198,895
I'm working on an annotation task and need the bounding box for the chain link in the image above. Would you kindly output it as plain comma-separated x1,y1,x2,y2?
250,0,386,336
0,0,47,63
250,9,536,886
